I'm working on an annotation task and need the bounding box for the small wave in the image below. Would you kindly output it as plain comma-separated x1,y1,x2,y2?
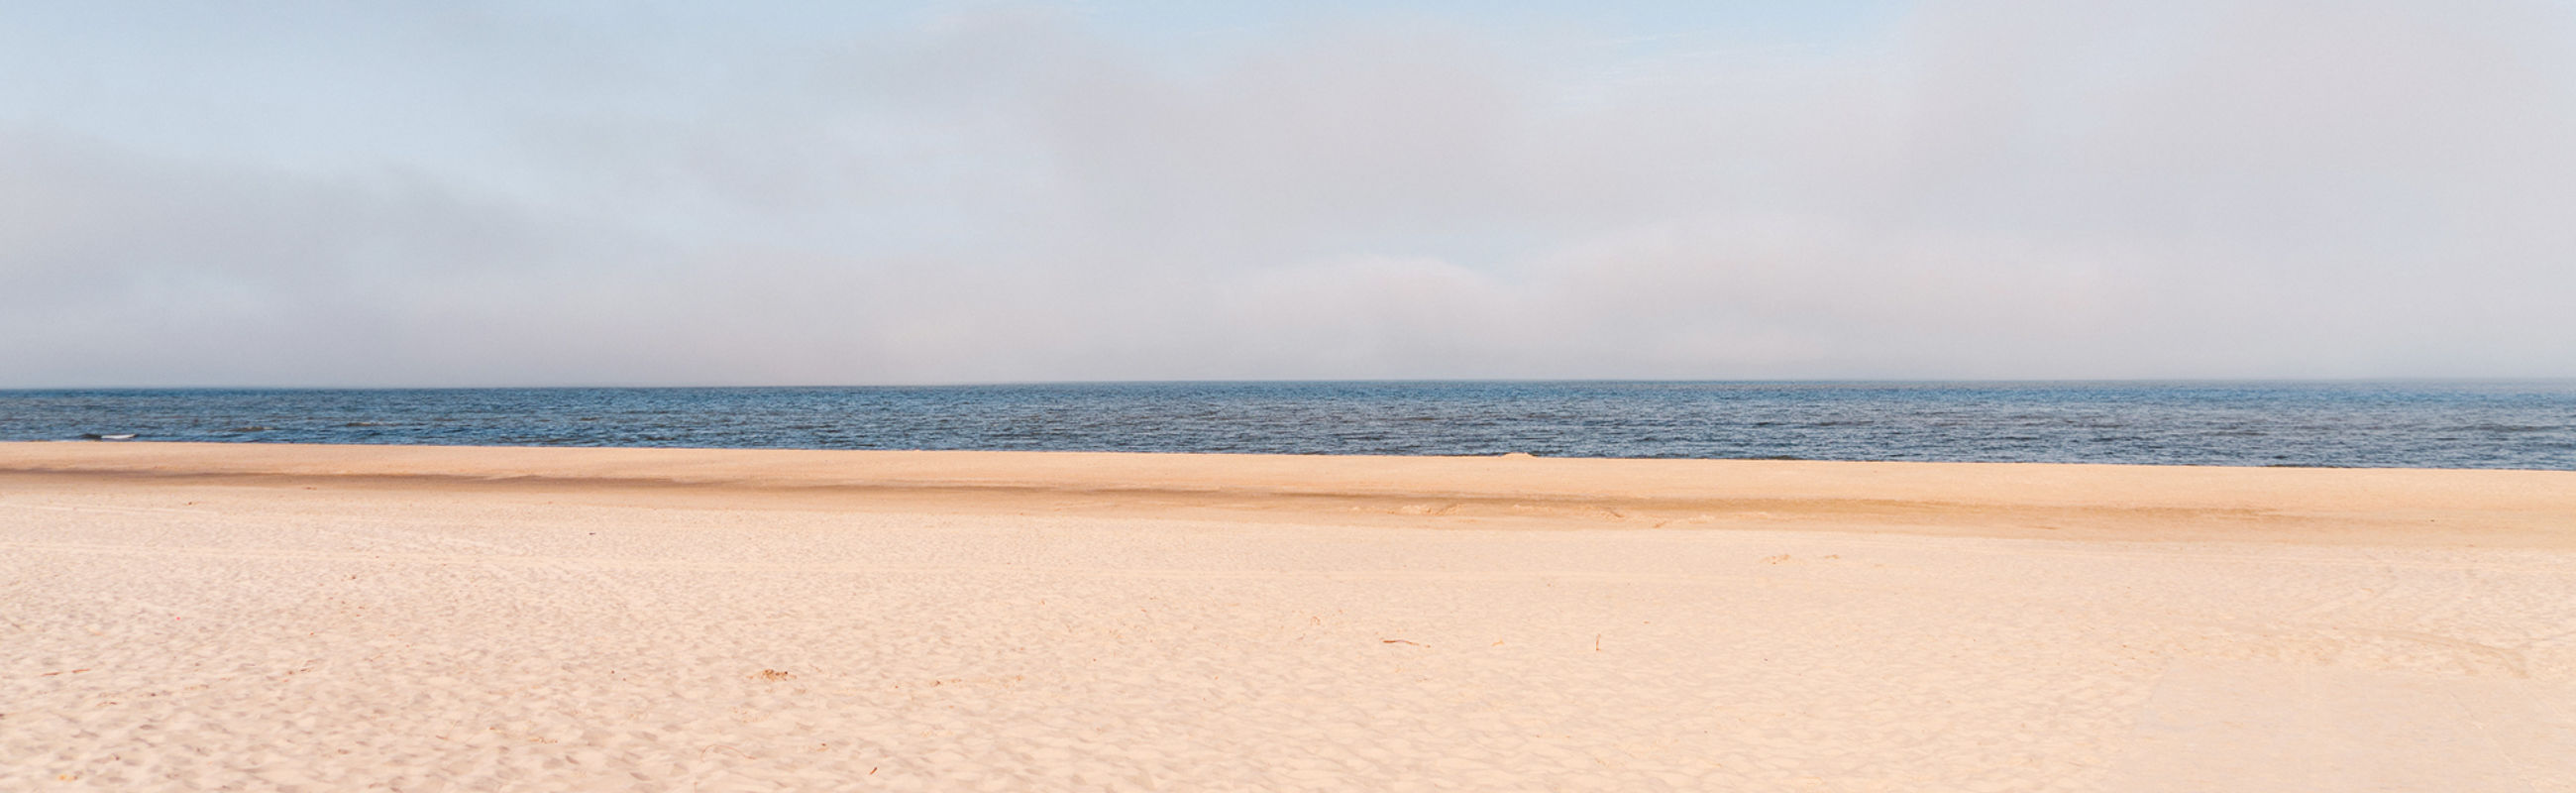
221,425,274,433
2456,423,2557,433
80,433,139,441
343,421,386,427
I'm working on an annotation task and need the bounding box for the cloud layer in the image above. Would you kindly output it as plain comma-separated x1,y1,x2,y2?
5,0,2572,386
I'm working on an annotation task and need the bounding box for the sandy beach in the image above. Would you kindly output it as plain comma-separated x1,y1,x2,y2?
4,442,2572,791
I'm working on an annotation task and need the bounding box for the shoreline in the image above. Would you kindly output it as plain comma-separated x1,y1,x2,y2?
15,435,2575,473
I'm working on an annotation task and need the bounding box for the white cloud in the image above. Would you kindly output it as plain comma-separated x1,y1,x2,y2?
3,0,2571,386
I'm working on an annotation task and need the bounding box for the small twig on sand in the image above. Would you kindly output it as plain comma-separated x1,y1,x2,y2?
1381,638,1425,647
1595,633,1602,651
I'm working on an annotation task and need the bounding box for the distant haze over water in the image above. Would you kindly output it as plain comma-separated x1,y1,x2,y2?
2,383,2570,471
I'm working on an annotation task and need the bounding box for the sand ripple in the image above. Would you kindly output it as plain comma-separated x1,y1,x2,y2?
5,474,2573,791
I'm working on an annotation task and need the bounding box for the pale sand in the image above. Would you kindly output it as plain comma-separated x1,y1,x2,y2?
3,443,2572,791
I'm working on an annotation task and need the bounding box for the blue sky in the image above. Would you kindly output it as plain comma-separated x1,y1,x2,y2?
4,0,2572,386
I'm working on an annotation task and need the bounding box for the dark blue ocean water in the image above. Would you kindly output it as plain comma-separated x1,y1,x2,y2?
1,382,2571,470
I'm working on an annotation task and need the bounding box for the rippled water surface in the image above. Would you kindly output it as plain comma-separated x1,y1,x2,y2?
2,383,2571,470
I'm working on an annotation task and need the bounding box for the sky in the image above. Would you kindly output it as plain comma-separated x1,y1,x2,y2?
4,0,2573,387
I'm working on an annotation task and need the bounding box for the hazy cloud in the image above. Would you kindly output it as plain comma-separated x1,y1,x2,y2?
3,0,2571,386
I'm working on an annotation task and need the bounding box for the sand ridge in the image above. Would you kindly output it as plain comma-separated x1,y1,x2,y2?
4,442,2572,546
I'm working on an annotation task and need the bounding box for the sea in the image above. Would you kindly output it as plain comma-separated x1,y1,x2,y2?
1,382,2571,471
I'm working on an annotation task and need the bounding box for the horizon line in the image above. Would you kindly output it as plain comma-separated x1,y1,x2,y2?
6,377,2576,392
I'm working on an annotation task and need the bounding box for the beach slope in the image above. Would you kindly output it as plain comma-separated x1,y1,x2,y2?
4,442,2572,791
